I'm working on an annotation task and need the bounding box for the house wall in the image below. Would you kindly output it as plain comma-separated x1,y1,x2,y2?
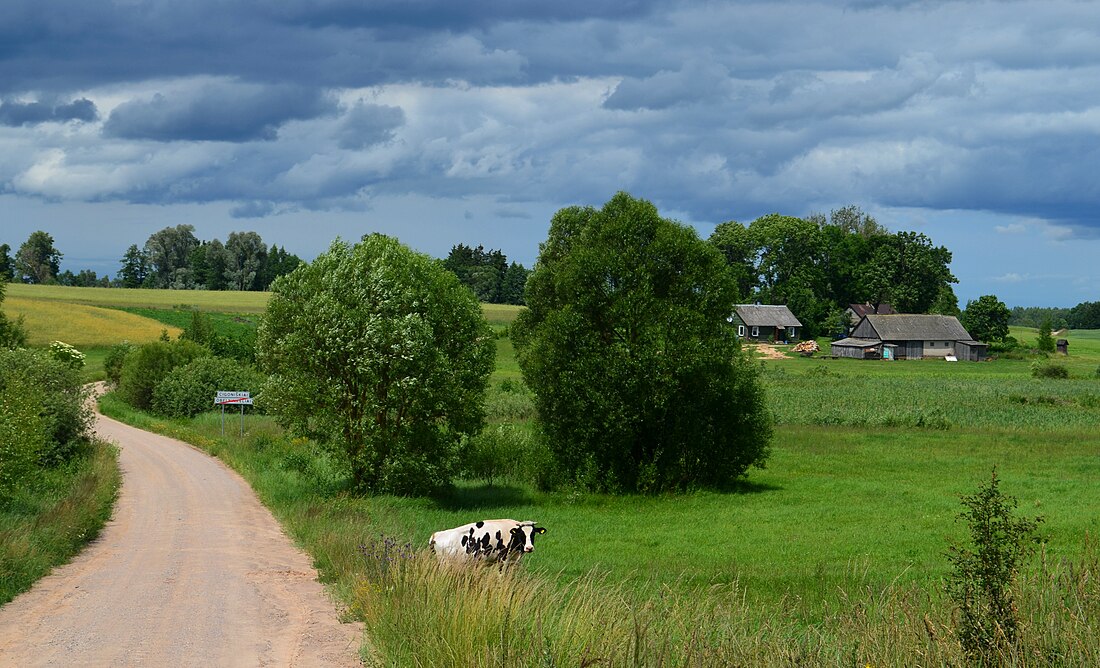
922,340,955,358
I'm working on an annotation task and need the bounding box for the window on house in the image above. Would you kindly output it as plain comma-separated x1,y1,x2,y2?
751,326,759,337
737,325,745,337
788,326,796,338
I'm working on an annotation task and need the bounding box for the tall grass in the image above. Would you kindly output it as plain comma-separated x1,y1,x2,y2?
0,440,120,605
766,364,1100,431
354,538,1100,667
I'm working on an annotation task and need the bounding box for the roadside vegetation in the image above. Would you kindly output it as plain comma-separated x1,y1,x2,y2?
0,340,119,605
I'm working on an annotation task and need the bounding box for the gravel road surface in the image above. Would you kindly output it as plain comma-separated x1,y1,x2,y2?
0,399,362,666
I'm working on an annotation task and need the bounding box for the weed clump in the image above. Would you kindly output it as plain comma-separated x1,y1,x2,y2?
1031,361,1069,379
946,468,1043,666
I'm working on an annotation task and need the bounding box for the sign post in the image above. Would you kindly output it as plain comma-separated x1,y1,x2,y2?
213,391,253,437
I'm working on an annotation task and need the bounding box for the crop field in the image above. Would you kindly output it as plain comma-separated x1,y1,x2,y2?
6,283,271,313
5,296,182,347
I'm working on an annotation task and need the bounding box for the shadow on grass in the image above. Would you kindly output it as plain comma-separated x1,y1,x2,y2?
432,483,537,512
716,479,784,495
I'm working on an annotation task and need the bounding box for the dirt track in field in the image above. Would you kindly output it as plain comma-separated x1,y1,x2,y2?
0,388,362,666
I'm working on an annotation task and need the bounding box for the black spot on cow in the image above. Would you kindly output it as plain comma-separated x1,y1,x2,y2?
476,521,485,529
461,535,468,547
482,533,492,550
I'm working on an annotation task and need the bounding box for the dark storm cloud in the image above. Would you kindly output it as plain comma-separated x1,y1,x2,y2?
103,83,335,142
4,0,1100,239
335,103,405,150
0,98,97,126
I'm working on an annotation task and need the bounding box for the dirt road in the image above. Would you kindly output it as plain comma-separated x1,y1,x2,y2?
0,400,362,666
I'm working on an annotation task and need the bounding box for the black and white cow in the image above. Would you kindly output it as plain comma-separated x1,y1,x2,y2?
429,519,547,568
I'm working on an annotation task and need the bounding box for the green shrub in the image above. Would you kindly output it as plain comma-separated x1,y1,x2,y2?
1031,361,1069,379
116,339,209,410
48,340,86,370
0,375,46,500
103,342,135,385
946,468,1043,665
988,335,1019,353
152,356,266,418
0,281,28,350
0,348,92,466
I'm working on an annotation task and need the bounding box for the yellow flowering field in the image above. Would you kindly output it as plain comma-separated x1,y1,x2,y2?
5,296,182,347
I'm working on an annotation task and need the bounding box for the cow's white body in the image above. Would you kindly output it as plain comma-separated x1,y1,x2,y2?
429,519,546,567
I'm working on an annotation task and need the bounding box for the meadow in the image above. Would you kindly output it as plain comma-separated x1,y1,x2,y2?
7,285,1100,664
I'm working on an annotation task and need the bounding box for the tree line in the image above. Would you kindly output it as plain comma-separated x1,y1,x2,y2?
441,244,530,305
1009,304,1100,330
0,226,302,291
1,229,530,303
709,205,959,337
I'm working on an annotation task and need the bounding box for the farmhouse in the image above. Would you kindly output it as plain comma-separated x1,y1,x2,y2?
844,302,896,328
831,314,988,361
730,304,802,343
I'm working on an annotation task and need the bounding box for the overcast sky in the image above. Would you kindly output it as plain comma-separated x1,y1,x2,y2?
2,0,1099,307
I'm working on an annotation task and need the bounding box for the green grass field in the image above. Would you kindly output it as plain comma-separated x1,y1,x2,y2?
9,285,1100,663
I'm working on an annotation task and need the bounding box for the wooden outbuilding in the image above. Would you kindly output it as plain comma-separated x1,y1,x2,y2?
843,314,987,361
1057,339,1069,355
730,304,802,343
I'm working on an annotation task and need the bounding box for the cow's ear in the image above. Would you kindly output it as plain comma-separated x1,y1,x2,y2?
535,527,547,534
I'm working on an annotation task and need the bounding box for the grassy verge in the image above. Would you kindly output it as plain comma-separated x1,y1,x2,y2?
0,440,120,605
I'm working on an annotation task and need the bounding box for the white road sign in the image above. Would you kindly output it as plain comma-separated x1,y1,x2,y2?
214,391,253,405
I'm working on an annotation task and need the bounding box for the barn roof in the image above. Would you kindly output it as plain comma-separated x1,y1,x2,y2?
734,304,802,327
863,314,974,341
830,337,881,348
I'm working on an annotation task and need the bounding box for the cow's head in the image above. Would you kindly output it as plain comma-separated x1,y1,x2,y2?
509,522,547,554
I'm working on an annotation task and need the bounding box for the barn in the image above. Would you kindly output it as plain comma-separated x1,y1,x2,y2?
839,314,987,361
730,305,802,343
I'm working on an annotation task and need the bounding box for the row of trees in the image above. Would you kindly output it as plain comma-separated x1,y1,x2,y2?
709,206,958,337
441,244,530,305
0,227,302,291
117,225,302,291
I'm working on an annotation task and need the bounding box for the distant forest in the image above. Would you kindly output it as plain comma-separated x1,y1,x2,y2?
1009,304,1100,330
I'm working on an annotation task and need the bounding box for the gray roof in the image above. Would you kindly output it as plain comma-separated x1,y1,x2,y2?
734,304,802,327
831,337,882,348
863,314,974,341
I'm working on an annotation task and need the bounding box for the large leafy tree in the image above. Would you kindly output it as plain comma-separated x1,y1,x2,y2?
961,294,1011,343
257,234,495,495
750,214,831,336
14,231,63,284
513,192,772,494
224,231,267,291
707,220,759,300
861,231,956,314
144,224,199,288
